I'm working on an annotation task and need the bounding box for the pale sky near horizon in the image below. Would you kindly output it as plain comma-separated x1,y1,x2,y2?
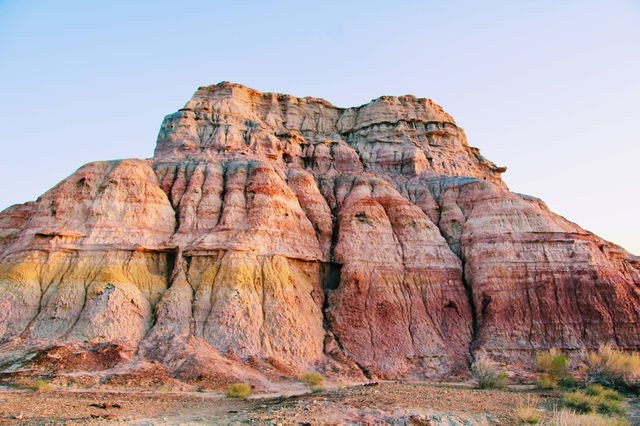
1,0,638,254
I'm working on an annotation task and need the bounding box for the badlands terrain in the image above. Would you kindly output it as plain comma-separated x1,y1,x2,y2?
0,82,638,423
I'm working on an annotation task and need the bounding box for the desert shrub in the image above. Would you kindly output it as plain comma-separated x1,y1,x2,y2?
585,384,623,401
536,349,569,389
32,380,51,392
563,389,626,416
471,353,506,389
586,345,640,393
595,396,626,416
157,385,170,393
535,374,558,390
301,372,325,387
549,408,629,425
559,376,579,389
10,378,32,390
564,391,595,414
514,395,541,424
225,383,252,399
311,385,326,393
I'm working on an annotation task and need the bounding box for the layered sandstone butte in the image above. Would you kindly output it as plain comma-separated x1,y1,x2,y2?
0,82,638,387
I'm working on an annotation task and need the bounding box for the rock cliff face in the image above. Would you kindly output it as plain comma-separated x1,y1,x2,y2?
0,82,638,387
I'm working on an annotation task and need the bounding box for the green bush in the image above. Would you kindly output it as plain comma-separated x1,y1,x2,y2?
563,391,596,414
311,385,326,393
586,384,623,401
9,378,51,392
586,345,640,393
32,380,51,392
301,372,325,387
559,376,578,389
596,396,626,416
535,349,569,389
225,383,252,399
471,353,507,389
563,389,626,416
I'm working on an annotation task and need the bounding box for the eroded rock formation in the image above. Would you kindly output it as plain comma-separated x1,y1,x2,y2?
0,82,638,388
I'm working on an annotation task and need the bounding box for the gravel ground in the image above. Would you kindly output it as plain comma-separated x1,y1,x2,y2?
0,383,637,425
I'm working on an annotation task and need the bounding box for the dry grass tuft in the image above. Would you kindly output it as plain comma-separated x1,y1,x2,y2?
514,395,541,424
548,408,629,425
586,345,640,393
471,353,507,389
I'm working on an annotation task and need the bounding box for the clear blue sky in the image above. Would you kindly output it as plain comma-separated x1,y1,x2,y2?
1,0,638,254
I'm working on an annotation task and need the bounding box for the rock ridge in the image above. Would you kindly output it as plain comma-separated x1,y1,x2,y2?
0,82,638,389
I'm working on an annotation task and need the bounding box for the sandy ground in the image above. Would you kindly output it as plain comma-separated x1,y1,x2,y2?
0,383,637,425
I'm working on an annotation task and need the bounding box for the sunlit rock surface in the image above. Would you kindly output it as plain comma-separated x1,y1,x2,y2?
0,82,638,388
